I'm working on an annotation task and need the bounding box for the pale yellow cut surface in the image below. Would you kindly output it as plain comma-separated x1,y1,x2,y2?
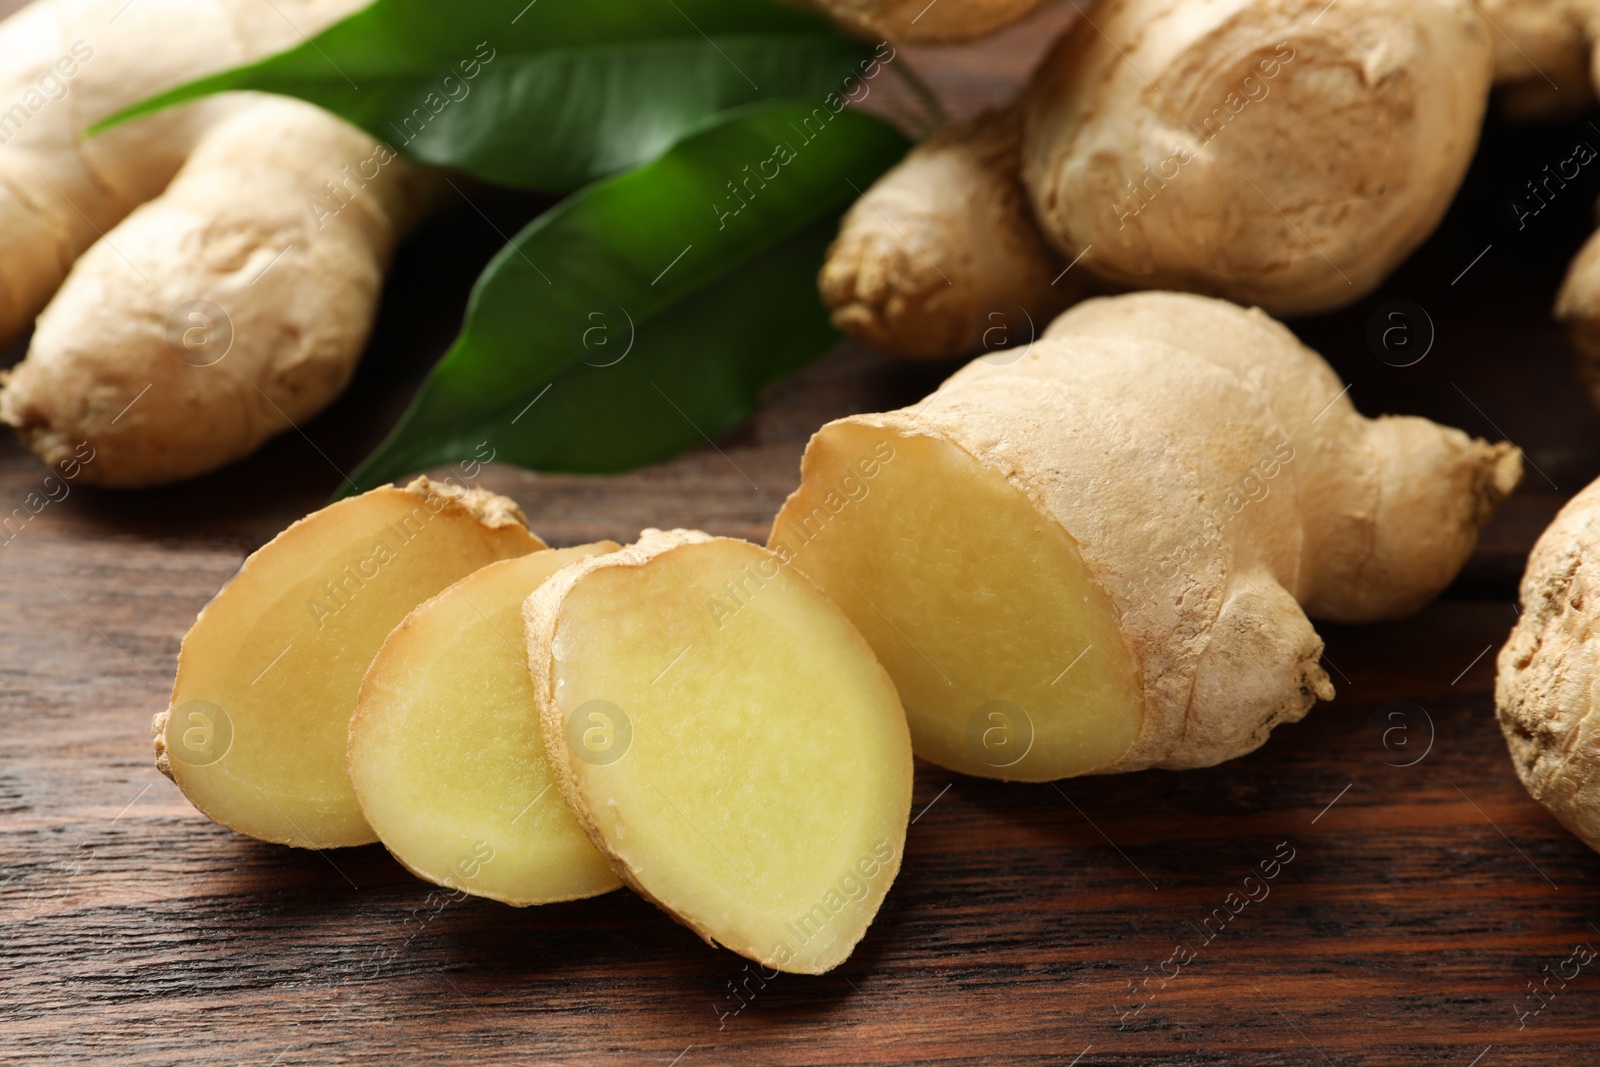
770,424,1143,780
350,543,623,904
158,479,544,848
526,532,913,974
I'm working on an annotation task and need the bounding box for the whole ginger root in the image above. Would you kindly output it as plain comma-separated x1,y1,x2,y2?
1497,475,1600,853
821,0,1494,357
0,0,439,487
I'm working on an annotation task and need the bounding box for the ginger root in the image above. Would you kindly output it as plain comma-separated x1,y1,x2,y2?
156,478,543,849
774,291,1521,780
1496,476,1600,854
524,529,912,974
820,109,1077,359
0,0,438,487
822,0,1493,356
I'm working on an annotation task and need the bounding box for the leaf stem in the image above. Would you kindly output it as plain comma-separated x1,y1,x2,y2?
889,58,950,137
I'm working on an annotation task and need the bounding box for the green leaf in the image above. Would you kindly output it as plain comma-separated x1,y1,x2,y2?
93,0,882,191
342,99,909,494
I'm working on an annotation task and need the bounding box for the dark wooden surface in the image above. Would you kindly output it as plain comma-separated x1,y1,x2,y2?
6,6,1600,1064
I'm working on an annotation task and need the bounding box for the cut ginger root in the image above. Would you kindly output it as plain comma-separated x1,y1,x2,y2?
775,427,1144,779
155,477,544,849
349,543,624,905
524,530,912,974
773,291,1522,781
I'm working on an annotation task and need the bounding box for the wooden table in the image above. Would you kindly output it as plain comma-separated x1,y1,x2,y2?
4,6,1600,1064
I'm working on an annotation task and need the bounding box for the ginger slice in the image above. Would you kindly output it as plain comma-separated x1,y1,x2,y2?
349,543,623,904
524,530,912,975
156,478,544,848
770,425,1144,781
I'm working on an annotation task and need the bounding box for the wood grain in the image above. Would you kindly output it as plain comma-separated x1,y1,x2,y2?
3,4,1600,1064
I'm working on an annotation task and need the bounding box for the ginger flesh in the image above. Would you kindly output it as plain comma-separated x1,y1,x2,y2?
768,426,1142,780
350,544,623,905
525,531,913,975
157,479,543,848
